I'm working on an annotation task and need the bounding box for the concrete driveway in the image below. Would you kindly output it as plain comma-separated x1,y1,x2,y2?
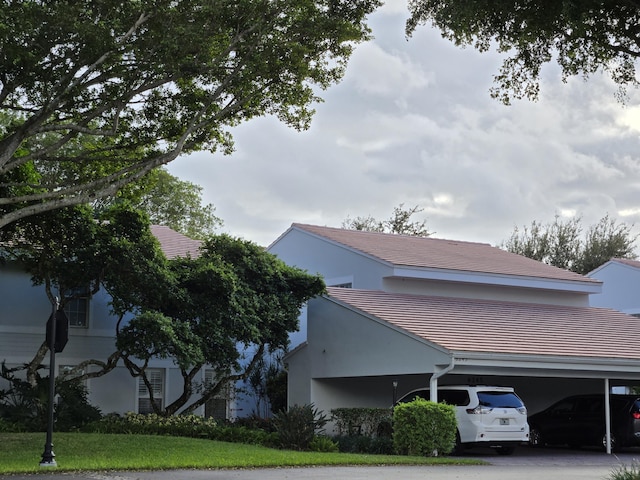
3,447,640,480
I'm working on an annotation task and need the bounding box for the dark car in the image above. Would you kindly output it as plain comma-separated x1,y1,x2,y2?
528,394,640,451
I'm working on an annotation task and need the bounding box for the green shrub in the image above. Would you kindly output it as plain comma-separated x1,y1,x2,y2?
333,434,394,454
392,398,456,457
84,412,217,436
609,462,640,480
0,372,100,432
273,404,328,451
309,435,339,452
331,407,393,437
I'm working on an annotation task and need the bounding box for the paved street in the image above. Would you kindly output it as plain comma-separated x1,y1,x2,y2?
3,447,640,480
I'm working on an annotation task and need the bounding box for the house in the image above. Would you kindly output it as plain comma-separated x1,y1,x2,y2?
0,225,233,420
267,224,640,425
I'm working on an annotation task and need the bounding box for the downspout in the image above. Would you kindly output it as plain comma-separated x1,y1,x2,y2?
429,356,456,402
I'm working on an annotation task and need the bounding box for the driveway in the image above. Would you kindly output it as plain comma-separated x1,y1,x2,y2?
3,447,640,480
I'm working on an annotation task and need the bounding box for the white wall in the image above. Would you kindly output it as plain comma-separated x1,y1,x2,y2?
589,262,640,313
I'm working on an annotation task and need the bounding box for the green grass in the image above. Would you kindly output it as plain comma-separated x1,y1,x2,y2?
0,433,483,474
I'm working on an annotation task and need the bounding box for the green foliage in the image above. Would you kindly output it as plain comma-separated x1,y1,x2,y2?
99,168,223,240
392,398,456,457
273,404,329,451
406,1,640,104
333,435,394,454
331,407,393,437
502,214,637,274
0,368,101,432
343,203,431,237
609,462,640,480
119,234,326,415
0,0,381,227
84,412,279,447
309,435,339,452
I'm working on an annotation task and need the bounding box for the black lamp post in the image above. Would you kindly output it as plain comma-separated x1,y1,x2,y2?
392,379,398,405
40,299,58,467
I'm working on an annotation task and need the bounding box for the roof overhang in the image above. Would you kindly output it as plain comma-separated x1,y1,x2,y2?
390,266,602,295
449,351,640,381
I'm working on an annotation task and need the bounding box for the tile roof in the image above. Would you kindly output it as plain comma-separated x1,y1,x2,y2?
325,287,640,360
150,225,202,259
291,224,598,285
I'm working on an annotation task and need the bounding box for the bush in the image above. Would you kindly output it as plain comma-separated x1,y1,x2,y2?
0,372,100,432
83,412,279,447
392,398,456,457
272,404,328,451
333,434,394,454
84,412,217,436
309,435,339,452
331,407,393,437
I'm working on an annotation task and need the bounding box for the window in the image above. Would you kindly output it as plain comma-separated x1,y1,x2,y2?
64,288,90,328
138,369,164,414
331,282,352,288
204,370,230,421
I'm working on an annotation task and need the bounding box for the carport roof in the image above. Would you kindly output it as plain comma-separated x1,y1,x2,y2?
325,287,640,361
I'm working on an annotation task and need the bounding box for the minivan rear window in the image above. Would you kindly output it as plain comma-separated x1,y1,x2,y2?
477,391,524,408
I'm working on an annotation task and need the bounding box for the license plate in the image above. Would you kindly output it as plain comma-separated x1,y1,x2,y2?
500,418,510,425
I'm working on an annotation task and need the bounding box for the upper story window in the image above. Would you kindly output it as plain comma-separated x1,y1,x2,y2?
63,287,90,328
332,282,352,288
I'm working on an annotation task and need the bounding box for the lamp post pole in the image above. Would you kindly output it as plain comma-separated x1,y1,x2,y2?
40,298,59,467
392,379,398,405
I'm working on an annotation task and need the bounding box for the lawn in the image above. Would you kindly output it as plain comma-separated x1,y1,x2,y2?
0,433,483,474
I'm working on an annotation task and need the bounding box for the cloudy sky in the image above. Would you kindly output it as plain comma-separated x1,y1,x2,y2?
168,1,640,248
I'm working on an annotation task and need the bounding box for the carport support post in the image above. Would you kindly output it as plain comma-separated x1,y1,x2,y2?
605,378,611,455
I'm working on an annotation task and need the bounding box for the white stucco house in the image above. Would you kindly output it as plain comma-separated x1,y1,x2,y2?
0,225,234,420
267,224,640,426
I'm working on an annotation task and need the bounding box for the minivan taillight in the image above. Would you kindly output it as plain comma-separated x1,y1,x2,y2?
632,412,640,420
466,406,493,414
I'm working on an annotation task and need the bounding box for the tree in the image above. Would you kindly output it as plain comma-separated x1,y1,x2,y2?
406,1,640,104
0,204,169,386
98,168,223,240
0,0,381,228
342,203,432,236
502,215,638,274
116,234,326,415
2,205,325,415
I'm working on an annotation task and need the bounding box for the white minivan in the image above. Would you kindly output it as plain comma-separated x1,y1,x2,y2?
396,385,530,455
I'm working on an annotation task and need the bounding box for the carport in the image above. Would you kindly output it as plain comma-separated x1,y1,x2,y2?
287,287,640,454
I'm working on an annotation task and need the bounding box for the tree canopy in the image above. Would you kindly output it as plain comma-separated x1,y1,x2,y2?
114,234,326,415
97,168,223,240
406,1,640,103
502,214,638,274
0,0,380,227
342,203,432,237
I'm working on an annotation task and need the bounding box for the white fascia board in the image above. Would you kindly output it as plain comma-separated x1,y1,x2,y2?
390,267,602,295
453,351,640,376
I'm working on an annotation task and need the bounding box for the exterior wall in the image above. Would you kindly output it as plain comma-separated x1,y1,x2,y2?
0,261,219,418
268,229,393,291
588,262,640,313
306,296,451,379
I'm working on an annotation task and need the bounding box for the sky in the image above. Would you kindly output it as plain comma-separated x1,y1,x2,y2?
168,1,640,248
